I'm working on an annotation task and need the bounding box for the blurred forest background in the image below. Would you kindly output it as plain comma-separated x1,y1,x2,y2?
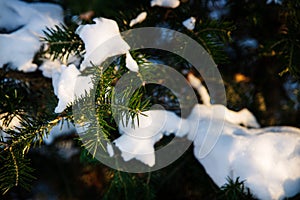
1,0,300,199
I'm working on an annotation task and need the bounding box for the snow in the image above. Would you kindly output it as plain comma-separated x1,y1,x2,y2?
110,103,258,165
53,65,79,113
182,17,196,31
1,0,140,114
110,102,259,167
113,109,189,166
0,28,40,72
266,0,282,4
192,116,300,199
110,102,300,199
52,64,93,113
0,0,26,33
43,120,76,145
187,73,211,105
225,108,260,128
0,113,22,142
1,1,299,198
39,53,82,79
151,0,180,8
129,12,147,27
76,17,139,72
106,143,114,157
0,0,63,72
39,59,62,78
109,74,300,199
125,52,139,72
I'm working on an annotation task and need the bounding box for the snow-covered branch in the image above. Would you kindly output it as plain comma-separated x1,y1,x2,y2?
110,73,300,200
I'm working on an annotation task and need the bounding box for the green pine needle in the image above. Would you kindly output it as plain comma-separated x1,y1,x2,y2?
42,24,84,60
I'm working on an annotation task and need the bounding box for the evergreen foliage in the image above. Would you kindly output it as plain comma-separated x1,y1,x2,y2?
218,177,256,200
42,24,84,61
0,149,34,194
1,0,300,199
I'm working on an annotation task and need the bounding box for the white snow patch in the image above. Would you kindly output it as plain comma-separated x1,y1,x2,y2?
111,74,300,199
129,12,147,27
106,143,114,157
225,108,260,128
266,0,282,4
125,52,139,72
52,64,93,113
0,113,22,142
39,59,62,78
114,109,189,166
43,120,76,145
76,17,139,72
0,0,63,72
182,17,196,31
193,115,300,199
151,0,180,8
187,73,211,105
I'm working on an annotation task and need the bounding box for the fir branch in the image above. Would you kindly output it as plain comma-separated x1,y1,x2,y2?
8,115,66,148
75,57,151,158
0,148,35,194
269,0,300,78
9,147,19,187
42,24,84,60
218,177,255,200
193,20,235,64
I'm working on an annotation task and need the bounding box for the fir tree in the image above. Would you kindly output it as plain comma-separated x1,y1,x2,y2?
1,0,299,199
